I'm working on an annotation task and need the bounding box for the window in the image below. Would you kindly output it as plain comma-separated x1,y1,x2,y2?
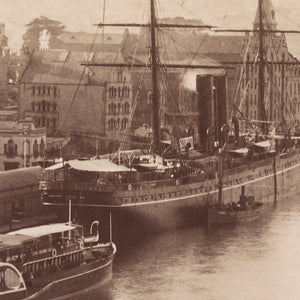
5,140,17,157
33,139,39,158
147,91,152,104
40,139,45,157
31,102,35,112
121,118,128,130
109,87,113,98
53,103,57,112
108,119,115,130
124,102,130,113
53,87,57,97
117,70,122,83
32,86,35,96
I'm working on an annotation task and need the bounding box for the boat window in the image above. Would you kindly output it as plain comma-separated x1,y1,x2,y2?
38,236,51,250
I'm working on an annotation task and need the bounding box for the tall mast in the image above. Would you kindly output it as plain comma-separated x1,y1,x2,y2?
150,0,160,153
258,0,267,133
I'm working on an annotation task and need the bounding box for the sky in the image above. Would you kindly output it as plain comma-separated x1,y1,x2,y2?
1,0,300,55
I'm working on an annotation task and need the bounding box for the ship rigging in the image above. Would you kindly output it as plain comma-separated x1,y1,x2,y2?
40,0,300,238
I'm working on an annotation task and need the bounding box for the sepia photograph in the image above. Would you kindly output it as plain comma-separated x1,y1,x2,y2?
0,0,300,299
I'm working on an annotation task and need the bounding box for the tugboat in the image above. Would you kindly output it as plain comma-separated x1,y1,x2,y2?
0,212,116,299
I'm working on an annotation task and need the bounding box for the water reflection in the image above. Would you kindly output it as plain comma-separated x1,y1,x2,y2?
72,197,300,300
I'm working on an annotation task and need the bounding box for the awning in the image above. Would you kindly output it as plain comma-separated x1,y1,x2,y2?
228,148,249,156
68,159,134,172
45,162,64,170
0,234,35,249
8,223,79,238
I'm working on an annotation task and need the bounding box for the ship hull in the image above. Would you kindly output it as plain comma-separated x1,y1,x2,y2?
42,151,300,240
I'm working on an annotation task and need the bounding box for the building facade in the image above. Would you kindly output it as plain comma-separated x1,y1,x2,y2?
105,69,132,137
19,49,108,137
0,116,46,171
239,0,300,130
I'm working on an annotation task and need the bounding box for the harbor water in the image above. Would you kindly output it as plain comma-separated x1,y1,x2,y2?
69,194,300,300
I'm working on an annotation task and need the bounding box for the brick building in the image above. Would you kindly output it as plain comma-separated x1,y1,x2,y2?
19,49,111,137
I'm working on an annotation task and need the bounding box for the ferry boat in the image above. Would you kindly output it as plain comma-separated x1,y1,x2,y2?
39,0,300,239
0,221,116,299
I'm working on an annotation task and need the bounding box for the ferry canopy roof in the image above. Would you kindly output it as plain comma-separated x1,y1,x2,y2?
8,223,79,238
46,159,134,172
0,234,36,249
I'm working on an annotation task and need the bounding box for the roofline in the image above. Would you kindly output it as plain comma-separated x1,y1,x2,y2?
19,81,106,87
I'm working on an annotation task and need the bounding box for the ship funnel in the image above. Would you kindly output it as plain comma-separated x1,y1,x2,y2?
196,74,228,152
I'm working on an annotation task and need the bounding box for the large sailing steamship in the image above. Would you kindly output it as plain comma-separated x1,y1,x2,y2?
40,0,300,239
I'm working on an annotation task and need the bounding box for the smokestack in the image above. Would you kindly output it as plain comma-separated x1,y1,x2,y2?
196,75,214,151
214,75,228,143
196,74,228,152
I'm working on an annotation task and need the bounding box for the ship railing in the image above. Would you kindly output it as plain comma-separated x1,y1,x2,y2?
23,249,83,274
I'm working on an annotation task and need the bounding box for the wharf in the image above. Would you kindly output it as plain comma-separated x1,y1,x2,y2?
0,212,58,234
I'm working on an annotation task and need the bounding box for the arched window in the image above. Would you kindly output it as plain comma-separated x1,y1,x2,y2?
121,118,128,130
33,139,39,158
42,100,46,112
108,103,113,114
124,102,130,113
5,140,17,157
108,119,114,130
40,139,45,157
